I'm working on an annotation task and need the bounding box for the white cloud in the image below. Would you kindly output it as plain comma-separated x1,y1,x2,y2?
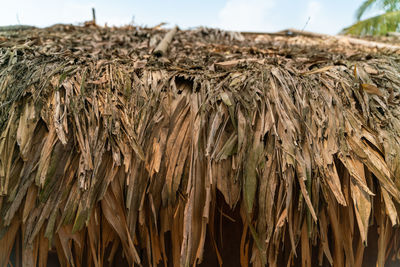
0,0,131,27
302,1,338,34
217,0,275,32
306,1,322,21
302,1,324,32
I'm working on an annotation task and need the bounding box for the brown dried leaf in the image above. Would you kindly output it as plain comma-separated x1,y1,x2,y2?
361,83,384,97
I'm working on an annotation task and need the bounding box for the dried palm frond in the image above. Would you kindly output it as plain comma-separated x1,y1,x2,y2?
0,25,400,267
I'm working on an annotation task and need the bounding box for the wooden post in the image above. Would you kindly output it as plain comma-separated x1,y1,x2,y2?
92,8,96,25
153,26,179,57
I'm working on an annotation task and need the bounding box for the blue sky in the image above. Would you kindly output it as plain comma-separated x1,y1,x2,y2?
1,0,368,35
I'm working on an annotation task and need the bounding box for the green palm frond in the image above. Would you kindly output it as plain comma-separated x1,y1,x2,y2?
356,0,379,20
342,10,400,35
382,0,400,12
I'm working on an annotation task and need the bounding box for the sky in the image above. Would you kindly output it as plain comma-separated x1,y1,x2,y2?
0,0,370,35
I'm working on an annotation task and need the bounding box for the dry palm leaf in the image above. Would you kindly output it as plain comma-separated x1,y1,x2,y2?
0,24,400,267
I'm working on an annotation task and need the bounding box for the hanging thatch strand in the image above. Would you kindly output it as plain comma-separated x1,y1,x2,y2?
1,24,400,267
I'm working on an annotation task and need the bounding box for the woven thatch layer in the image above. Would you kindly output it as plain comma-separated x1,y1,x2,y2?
1,25,400,266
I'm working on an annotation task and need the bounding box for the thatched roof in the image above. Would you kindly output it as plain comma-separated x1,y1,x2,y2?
1,24,400,267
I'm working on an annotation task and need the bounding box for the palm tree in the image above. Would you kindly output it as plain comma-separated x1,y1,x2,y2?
342,0,400,35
